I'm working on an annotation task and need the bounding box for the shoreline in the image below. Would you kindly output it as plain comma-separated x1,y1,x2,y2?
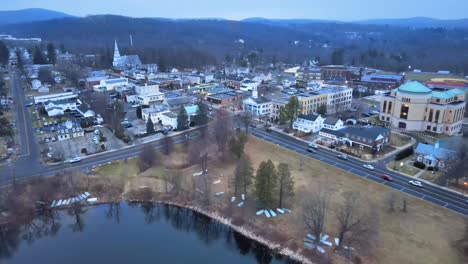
82,198,314,264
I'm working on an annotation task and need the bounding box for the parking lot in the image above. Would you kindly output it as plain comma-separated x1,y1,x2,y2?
48,127,126,160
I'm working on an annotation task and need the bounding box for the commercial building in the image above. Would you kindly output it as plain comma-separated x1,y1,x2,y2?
360,73,405,92
379,81,465,135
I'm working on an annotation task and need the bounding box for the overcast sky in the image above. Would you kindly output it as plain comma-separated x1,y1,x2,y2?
2,0,467,20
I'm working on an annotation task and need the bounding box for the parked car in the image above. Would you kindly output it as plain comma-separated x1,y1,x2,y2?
265,127,272,132
25,102,34,107
249,123,257,128
409,180,423,187
69,157,82,163
362,164,375,170
381,174,394,182
337,154,348,160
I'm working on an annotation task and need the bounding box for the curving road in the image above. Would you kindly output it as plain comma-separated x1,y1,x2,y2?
251,128,468,216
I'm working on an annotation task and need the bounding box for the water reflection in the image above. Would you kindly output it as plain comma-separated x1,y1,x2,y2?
1,203,297,264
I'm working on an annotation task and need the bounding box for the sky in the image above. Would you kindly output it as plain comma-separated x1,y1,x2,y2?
1,0,467,21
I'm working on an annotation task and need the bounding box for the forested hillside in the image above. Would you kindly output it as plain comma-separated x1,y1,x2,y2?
2,15,468,73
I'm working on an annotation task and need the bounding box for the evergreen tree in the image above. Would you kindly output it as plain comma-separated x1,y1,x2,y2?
254,160,277,208
279,96,302,128
277,163,294,208
33,46,46,64
0,41,8,66
46,43,57,64
146,117,155,134
194,102,208,126
229,132,248,159
38,68,54,84
136,106,142,119
331,48,345,65
14,49,24,71
317,104,327,116
177,106,188,130
232,155,253,196
59,43,66,54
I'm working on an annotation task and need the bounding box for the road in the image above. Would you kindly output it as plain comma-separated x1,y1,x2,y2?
0,131,196,186
251,127,468,216
7,69,41,176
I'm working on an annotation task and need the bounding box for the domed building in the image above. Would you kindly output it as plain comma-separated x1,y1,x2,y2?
379,81,465,135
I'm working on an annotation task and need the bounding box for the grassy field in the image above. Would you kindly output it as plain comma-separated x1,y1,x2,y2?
93,136,466,264
243,136,465,264
404,72,466,82
387,157,421,176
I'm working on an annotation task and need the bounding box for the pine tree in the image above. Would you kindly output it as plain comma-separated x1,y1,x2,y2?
33,46,46,64
232,155,253,196
194,102,208,126
277,163,294,208
136,106,142,119
279,96,302,128
0,41,8,66
229,132,248,159
317,104,327,115
177,106,188,130
46,43,57,64
254,160,277,208
146,117,155,134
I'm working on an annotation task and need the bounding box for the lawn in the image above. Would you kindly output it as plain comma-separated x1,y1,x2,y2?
404,72,465,82
389,132,412,148
93,136,466,264
387,157,421,176
243,136,465,264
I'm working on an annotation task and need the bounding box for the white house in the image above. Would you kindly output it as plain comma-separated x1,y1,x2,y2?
282,76,297,88
414,142,455,168
242,87,272,117
135,83,160,95
93,78,129,91
54,120,84,141
162,112,178,129
323,117,344,130
137,92,165,106
142,105,170,125
31,79,42,90
240,79,260,91
38,86,50,94
292,114,325,133
44,99,81,117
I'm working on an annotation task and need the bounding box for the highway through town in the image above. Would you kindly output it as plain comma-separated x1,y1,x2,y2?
251,128,468,216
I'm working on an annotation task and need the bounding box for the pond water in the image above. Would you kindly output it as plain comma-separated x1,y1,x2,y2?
0,203,296,264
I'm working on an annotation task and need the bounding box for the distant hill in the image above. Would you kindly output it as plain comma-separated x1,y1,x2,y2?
1,14,467,73
0,8,73,25
243,17,468,29
355,17,468,29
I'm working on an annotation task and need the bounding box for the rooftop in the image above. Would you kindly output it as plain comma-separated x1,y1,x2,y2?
432,89,465,100
397,81,431,94
298,114,321,122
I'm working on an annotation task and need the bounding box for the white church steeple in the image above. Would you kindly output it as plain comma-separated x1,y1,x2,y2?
113,40,122,68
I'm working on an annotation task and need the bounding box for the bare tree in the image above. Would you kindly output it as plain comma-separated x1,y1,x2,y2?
342,207,379,258
303,189,331,244
335,192,379,254
238,111,253,133
139,144,156,172
212,109,233,160
384,192,397,213
161,136,174,156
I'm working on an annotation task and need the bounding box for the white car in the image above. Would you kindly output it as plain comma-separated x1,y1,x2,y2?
69,157,82,163
409,180,423,188
362,164,375,170
337,154,348,160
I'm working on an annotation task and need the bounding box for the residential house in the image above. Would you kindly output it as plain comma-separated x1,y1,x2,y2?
323,117,344,130
240,79,260,91
342,126,390,152
292,114,325,133
162,112,178,129
93,78,129,92
414,142,455,168
53,120,84,141
165,96,194,111
31,79,42,90
242,87,272,117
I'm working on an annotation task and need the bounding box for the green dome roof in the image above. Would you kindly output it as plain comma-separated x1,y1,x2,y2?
398,81,432,94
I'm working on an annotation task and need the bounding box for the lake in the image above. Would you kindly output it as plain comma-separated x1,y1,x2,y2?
0,203,296,264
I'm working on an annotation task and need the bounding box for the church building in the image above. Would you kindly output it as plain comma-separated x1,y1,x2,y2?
112,40,142,70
